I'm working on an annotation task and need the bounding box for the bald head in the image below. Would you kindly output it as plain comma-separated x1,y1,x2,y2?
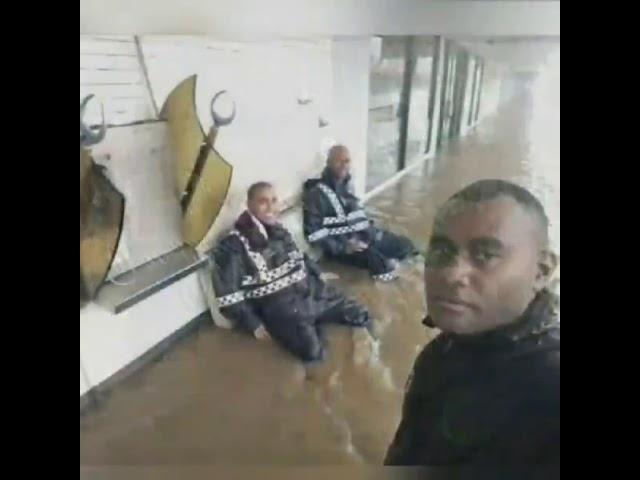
328,145,349,162
326,145,351,181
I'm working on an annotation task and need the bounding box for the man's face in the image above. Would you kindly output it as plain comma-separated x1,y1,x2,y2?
328,147,351,181
248,186,279,225
424,196,553,335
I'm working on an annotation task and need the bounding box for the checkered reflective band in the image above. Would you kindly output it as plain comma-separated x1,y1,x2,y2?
216,230,307,308
307,220,371,243
372,271,398,282
307,183,370,242
318,183,346,218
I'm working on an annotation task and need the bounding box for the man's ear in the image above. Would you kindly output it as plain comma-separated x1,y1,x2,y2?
534,249,559,292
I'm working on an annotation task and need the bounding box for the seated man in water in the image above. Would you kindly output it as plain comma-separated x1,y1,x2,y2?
385,180,560,466
303,145,417,282
210,182,371,363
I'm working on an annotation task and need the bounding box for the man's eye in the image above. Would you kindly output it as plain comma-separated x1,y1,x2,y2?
425,244,456,267
472,250,500,265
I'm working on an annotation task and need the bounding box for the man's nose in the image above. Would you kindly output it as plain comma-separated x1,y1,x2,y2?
441,256,473,287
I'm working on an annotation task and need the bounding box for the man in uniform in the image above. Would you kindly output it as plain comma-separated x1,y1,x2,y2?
303,144,416,282
210,182,372,363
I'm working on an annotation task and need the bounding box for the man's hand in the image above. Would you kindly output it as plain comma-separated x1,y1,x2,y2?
346,239,368,254
254,325,271,341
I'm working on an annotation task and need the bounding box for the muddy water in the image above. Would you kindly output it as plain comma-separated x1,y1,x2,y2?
80,79,559,465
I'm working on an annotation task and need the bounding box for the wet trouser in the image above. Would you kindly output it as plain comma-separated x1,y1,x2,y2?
264,299,370,363
329,230,416,277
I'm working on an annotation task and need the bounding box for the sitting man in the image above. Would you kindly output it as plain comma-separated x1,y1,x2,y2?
303,144,416,282
210,181,371,363
385,180,560,466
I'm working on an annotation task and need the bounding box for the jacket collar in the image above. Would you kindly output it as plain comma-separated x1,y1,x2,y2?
321,166,352,194
423,289,560,349
234,210,288,250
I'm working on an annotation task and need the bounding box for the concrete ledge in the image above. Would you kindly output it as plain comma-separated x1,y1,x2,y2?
80,311,211,415
96,246,207,314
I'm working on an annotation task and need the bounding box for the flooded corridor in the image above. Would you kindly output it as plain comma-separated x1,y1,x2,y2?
80,83,560,465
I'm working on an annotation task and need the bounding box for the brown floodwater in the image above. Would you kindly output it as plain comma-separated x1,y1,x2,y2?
80,76,559,466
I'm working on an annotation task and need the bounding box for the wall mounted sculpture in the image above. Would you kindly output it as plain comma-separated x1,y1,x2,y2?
160,75,235,248
80,95,125,304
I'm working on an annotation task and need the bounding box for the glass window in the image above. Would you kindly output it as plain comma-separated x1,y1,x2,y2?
366,37,408,192
405,37,436,162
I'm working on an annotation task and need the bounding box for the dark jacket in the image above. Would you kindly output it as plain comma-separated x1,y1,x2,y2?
303,168,378,256
210,211,348,333
385,291,560,466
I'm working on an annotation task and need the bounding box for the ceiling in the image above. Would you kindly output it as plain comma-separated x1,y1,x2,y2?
80,0,560,37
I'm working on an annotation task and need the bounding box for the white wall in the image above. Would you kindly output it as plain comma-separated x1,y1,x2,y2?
80,35,156,126
81,366,89,396
139,36,336,251
330,37,371,197
524,51,560,255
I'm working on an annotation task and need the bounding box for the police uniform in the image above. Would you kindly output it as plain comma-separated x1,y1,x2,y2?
303,168,416,281
210,210,370,362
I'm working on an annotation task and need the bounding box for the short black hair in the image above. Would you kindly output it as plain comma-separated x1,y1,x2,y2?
247,181,273,201
442,179,549,244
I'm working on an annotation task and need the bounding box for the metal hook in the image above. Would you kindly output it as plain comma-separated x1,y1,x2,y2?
210,90,236,128
80,94,106,147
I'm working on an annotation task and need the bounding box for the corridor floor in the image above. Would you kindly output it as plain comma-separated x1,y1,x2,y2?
80,87,560,466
